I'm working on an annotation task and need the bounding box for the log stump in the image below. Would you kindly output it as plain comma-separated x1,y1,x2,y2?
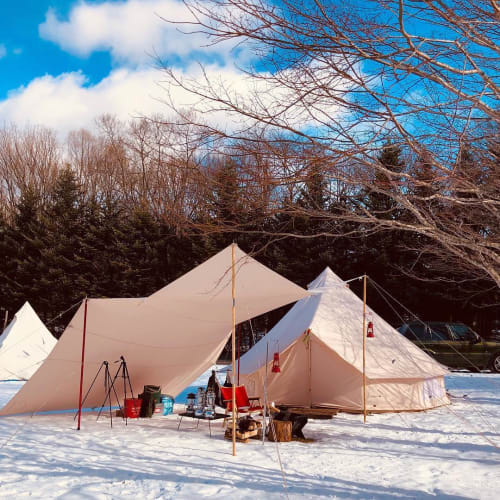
267,419,292,442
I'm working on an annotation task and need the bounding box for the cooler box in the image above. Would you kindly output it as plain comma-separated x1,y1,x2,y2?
161,395,174,416
124,398,142,418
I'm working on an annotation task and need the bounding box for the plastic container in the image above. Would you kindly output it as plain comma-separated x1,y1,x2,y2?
143,385,162,403
124,398,142,418
161,395,174,416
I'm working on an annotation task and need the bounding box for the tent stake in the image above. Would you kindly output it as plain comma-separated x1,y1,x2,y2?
362,275,367,424
77,298,88,431
231,243,237,456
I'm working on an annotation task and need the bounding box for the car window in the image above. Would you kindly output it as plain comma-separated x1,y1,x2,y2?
428,324,450,341
404,324,429,341
449,324,476,341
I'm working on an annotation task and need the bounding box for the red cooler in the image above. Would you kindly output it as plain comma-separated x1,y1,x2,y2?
124,398,142,418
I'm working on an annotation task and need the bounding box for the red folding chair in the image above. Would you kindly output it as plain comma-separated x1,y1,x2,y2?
220,385,263,426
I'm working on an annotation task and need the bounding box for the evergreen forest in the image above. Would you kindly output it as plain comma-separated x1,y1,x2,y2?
0,120,497,355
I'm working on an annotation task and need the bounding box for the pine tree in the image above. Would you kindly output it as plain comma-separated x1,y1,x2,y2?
33,168,92,325
1,188,46,317
119,207,165,297
368,141,405,219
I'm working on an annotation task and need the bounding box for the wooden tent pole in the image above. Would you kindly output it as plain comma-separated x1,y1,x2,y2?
263,341,268,444
77,298,88,431
362,275,367,424
231,243,237,456
237,325,241,386
308,330,312,408
2,310,8,333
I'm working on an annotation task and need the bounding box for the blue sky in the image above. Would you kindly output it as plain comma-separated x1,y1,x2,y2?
0,1,112,100
0,0,244,137
1,1,493,143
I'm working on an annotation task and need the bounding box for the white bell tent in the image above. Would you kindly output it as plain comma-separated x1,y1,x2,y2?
0,245,307,416
239,268,450,412
0,302,57,381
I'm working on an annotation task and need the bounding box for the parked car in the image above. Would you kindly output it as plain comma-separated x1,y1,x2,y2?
398,322,500,373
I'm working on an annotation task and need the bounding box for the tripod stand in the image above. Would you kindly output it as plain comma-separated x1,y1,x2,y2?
99,356,135,426
75,361,122,428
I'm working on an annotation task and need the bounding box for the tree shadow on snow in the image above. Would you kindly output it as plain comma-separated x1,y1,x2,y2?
0,432,475,499
310,430,499,466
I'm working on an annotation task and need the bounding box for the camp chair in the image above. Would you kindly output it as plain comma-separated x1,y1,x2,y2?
220,385,263,426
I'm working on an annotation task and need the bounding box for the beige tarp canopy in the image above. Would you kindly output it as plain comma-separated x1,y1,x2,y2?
240,268,450,412
0,302,57,381
0,245,307,416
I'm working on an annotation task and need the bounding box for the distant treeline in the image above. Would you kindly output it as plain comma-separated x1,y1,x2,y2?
0,118,497,352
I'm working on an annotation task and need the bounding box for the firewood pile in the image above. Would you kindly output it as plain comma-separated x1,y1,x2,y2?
224,417,263,443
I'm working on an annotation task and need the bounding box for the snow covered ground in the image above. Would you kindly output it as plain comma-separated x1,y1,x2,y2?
0,372,498,499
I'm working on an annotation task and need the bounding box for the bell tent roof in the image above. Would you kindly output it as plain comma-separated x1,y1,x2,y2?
0,302,57,381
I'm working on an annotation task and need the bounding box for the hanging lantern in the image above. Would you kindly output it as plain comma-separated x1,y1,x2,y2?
367,321,374,338
272,352,281,373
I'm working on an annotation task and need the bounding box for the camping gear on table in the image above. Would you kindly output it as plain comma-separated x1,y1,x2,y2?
204,390,215,419
238,267,450,413
194,387,205,417
124,398,142,419
186,393,196,415
139,385,161,418
161,395,175,416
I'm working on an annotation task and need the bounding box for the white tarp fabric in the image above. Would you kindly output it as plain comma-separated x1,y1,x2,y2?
0,245,308,416
240,268,450,412
0,302,57,381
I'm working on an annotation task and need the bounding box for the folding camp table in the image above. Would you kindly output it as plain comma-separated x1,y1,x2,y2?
177,412,226,437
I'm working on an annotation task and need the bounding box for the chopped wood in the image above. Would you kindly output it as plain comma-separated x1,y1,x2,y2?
224,427,261,442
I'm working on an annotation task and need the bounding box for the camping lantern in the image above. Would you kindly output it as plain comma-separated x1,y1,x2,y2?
272,352,281,373
194,387,205,417
367,321,374,338
204,390,215,419
186,393,196,414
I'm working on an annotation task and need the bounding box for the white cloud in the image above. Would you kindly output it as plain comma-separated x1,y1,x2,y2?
0,65,260,138
0,69,161,137
39,0,236,66
0,62,345,140
0,44,6,59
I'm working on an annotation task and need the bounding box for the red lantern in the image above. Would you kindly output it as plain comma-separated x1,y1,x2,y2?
272,352,281,373
367,321,374,338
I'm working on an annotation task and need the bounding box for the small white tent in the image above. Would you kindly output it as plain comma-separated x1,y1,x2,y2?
240,268,450,412
0,245,307,416
0,302,57,381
